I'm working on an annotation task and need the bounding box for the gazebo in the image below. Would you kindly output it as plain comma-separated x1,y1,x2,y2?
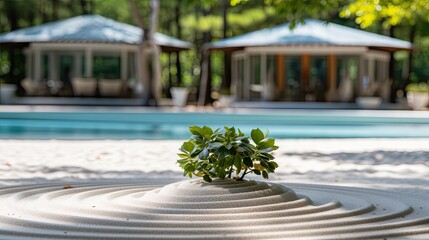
205,19,412,103
0,14,191,97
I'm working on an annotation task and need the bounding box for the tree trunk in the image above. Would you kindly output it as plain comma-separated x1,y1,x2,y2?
220,0,231,92
198,6,213,106
149,0,161,105
128,0,161,106
175,2,183,86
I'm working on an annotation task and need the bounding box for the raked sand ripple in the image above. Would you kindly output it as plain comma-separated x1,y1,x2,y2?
0,179,429,239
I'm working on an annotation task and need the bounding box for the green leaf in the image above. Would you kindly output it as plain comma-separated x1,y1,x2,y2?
189,126,204,136
267,161,276,170
270,161,279,168
218,157,226,168
177,153,189,158
182,141,195,153
177,159,188,164
199,148,209,160
234,155,242,174
262,170,269,179
202,126,213,137
218,168,226,179
260,146,279,153
190,148,202,158
184,163,195,173
253,169,261,175
215,146,229,159
203,175,212,182
251,128,264,144
258,138,275,150
208,142,223,150
225,156,234,167
243,157,253,168
260,152,275,160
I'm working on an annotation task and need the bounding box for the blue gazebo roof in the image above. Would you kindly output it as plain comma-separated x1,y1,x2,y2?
207,19,412,51
0,15,192,50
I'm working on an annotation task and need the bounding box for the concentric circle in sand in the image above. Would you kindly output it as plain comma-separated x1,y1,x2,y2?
0,179,428,239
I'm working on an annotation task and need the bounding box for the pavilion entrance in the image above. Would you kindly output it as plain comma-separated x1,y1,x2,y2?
232,46,389,103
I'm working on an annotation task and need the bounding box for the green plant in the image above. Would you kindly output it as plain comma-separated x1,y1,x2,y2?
406,82,429,93
177,126,279,182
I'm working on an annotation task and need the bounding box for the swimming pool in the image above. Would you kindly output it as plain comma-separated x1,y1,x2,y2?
1,109,429,139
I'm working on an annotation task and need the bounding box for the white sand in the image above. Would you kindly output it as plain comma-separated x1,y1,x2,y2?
0,138,428,196
1,139,429,239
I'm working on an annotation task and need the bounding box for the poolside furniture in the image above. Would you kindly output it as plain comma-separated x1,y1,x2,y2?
356,96,382,109
72,78,96,97
21,78,46,95
99,79,124,97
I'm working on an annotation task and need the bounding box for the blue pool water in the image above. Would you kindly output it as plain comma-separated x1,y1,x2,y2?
1,110,429,139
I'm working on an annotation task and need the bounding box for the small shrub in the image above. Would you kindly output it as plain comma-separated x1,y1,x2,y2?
177,126,279,182
406,82,429,93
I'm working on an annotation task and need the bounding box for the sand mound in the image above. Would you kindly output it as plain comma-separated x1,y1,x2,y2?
0,179,428,239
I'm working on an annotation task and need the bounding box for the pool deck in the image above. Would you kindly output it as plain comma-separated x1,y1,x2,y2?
0,95,417,110
0,104,428,119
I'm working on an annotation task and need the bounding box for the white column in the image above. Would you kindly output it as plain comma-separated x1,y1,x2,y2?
34,48,42,82
121,50,127,81
85,48,93,78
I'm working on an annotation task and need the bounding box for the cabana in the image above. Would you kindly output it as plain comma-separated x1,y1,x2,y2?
205,19,412,103
0,15,191,97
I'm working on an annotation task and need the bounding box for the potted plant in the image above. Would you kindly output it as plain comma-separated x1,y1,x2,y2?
0,80,17,104
170,84,189,107
177,126,279,182
406,82,429,110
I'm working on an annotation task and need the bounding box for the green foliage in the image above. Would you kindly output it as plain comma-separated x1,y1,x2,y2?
263,0,343,29
406,82,429,93
340,0,429,29
177,126,279,182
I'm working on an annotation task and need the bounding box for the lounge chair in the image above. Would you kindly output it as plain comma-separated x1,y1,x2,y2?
72,78,96,96
99,79,123,97
21,78,46,95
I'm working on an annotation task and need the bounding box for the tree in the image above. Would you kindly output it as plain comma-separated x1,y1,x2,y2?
340,0,429,89
128,0,162,106
220,0,232,93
